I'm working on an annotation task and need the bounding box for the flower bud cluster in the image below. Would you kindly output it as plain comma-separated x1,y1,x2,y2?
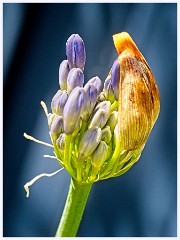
47,33,160,183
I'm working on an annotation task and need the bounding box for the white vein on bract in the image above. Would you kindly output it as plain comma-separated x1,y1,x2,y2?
24,168,64,198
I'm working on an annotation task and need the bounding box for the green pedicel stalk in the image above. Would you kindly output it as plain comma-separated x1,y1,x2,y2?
55,178,92,237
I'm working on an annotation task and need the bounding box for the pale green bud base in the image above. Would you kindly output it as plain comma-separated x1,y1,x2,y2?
52,118,144,184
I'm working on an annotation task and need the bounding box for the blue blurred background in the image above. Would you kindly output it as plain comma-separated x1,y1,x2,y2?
3,3,177,237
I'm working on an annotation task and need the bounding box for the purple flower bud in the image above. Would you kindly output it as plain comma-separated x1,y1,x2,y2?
111,59,120,100
89,101,111,129
89,109,109,129
47,113,56,128
50,115,64,140
66,34,86,71
91,141,109,170
67,68,84,94
51,90,68,116
101,126,112,144
94,100,111,114
78,127,102,160
83,83,98,120
59,60,70,90
85,76,102,95
56,133,65,151
72,117,82,137
104,76,115,102
106,111,118,132
63,86,85,134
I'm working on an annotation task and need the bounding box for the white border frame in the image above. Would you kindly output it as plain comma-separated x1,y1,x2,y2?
1,1,179,239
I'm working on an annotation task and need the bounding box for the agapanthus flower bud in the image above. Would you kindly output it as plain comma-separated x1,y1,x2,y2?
72,117,82,137
111,59,120,101
47,113,56,128
50,115,64,141
78,127,102,160
66,34,86,71
59,60,70,90
67,68,84,94
101,126,112,144
51,90,68,116
104,76,115,102
63,86,85,134
94,100,111,113
89,109,109,129
85,76,102,95
106,111,118,132
91,141,109,171
112,32,160,150
89,101,111,129
56,133,65,152
83,83,98,120
98,91,106,102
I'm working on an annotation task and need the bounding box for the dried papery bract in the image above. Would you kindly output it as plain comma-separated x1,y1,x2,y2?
112,32,160,151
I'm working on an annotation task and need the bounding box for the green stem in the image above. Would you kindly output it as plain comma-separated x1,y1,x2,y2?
55,178,93,237
64,134,74,178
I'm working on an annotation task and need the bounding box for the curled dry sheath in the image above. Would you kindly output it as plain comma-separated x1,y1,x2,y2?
113,33,160,151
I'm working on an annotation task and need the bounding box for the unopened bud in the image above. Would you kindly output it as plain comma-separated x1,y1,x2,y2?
67,68,84,94
99,91,106,101
72,117,82,137
85,76,102,95
66,34,86,71
106,111,118,132
59,60,70,90
50,115,64,141
91,141,109,170
63,86,85,134
56,133,65,151
89,109,109,129
89,101,111,129
111,59,120,101
83,83,98,120
94,100,111,113
101,126,112,144
47,113,56,128
51,90,68,116
104,76,115,102
78,127,102,160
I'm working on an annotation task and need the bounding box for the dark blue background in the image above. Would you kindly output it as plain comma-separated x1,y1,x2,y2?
3,3,177,237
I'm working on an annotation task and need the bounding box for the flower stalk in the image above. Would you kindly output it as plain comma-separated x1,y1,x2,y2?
55,178,92,237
